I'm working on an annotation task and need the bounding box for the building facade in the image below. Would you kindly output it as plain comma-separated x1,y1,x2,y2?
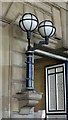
0,2,68,119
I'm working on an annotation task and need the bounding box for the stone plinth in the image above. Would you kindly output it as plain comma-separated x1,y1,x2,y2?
13,90,43,114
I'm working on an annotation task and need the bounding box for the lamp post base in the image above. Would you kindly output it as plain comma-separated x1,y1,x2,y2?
13,90,43,115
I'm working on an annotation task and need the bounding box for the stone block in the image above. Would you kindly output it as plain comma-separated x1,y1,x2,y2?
44,14,52,20
12,38,28,53
6,3,23,20
12,82,23,95
0,98,2,117
52,7,62,39
0,2,2,18
2,96,9,111
12,66,26,81
11,98,19,112
12,52,25,66
2,111,10,118
19,107,33,115
32,2,51,13
12,24,27,41
2,3,11,17
2,66,9,96
24,3,35,14
35,10,44,22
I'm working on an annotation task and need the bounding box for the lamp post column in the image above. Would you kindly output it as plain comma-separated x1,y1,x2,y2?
26,51,34,90
26,31,34,90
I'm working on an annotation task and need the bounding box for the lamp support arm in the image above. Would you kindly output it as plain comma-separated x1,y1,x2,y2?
30,41,45,51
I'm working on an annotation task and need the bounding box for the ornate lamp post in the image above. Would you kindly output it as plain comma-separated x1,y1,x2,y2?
18,12,56,115
19,13,56,90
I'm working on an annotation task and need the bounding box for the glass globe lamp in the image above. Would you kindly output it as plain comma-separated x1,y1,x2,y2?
38,20,56,44
19,13,39,50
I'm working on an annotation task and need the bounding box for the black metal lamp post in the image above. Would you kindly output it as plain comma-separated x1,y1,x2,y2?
19,13,56,90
